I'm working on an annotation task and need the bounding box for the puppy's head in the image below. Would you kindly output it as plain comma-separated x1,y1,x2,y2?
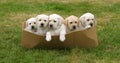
36,14,49,28
65,15,79,31
26,18,37,31
80,13,95,27
48,14,64,29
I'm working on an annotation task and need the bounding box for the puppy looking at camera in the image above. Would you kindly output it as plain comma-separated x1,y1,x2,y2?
25,18,37,34
64,15,80,33
79,13,96,29
46,14,66,42
36,14,49,35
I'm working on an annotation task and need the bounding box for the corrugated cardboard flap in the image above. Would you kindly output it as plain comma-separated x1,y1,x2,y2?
21,22,98,48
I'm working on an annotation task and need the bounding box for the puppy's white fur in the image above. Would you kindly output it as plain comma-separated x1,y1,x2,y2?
36,14,49,35
79,13,96,29
65,15,80,33
25,18,37,34
46,14,66,42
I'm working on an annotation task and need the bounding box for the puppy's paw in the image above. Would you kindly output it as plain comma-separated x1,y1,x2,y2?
46,32,51,42
46,36,51,42
60,35,65,42
85,26,91,29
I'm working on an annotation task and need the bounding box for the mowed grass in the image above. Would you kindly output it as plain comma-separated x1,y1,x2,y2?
0,0,120,63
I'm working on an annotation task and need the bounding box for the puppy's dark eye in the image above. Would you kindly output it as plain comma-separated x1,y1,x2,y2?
39,19,41,21
70,22,72,24
34,22,36,24
29,23,31,25
44,20,46,22
87,19,89,21
75,21,77,23
54,20,56,22
92,19,94,20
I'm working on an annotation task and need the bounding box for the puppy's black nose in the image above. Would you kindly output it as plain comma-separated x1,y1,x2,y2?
31,26,35,29
50,24,53,28
41,23,44,27
90,23,93,26
73,26,76,29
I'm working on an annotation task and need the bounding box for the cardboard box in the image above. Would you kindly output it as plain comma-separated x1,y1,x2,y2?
21,22,98,48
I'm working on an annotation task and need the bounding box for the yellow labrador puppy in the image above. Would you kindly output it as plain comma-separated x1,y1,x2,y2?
64,15,80,33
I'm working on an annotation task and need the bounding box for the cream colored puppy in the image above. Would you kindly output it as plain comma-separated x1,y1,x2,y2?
36,14,49,35
79,13,96,29
46,14,66,42
25,17,37,34
64,15,80,32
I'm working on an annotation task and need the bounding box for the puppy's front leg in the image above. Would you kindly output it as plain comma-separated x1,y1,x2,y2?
59,29,66,42
46,32,51,42
85,25,91,29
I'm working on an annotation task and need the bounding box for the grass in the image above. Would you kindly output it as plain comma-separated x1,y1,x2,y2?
0,0,120,63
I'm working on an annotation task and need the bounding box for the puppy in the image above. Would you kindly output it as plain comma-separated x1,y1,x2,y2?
25,18,37,33
79,13,96,29
35,14,49,35
46,14,66,42
64,15,79,33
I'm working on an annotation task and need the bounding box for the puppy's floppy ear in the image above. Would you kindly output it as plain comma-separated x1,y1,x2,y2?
58,18,63,26
76,17,80,27
80,16,86,27
64,18,68,27
77,20,80,27
78,19,83,26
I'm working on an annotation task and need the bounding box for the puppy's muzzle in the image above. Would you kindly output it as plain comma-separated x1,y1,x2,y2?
40,23,44,27
49,24,53,28
73,26,76,29
31,26,35,29
90,23,93,27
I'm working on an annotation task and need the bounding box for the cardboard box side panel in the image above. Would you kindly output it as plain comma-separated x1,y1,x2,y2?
21,22,98,48
70,27,98,48
21,30,41,48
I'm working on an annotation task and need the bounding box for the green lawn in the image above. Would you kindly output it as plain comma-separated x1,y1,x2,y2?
0,0,120,63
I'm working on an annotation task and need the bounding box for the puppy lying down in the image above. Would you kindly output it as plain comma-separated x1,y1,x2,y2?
25,18,37,34
46,14,66,42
